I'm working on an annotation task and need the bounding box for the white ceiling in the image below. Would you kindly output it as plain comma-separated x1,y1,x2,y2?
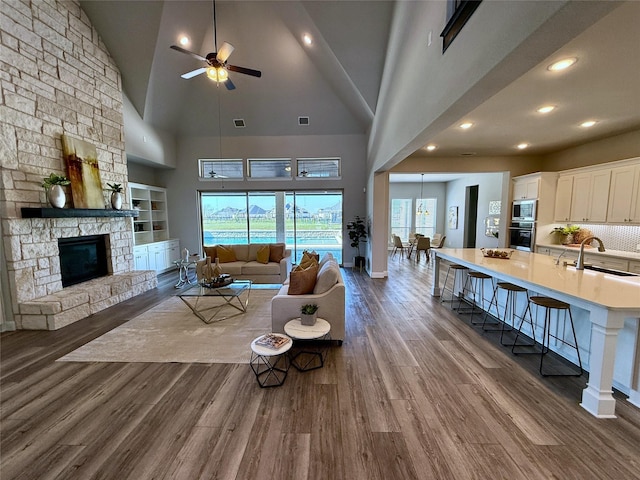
80,1,640,177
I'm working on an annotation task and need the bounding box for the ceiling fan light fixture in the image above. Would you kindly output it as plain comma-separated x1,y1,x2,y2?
207,66,228,82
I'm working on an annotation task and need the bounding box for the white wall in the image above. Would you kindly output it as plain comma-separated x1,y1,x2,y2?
160,134,367,260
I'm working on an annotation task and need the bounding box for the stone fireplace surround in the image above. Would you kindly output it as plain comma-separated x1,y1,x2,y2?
5,215,157,330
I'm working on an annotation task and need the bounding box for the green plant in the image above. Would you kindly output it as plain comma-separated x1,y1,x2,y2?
106,182,123,193
551,225,581,236
42,173,70,188
347,216,367,256
301,304,318,315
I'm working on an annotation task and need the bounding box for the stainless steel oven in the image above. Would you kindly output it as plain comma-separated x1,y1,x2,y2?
508,221,535,251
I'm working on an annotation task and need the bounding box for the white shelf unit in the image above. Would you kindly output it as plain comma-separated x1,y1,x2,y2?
129,183,170,244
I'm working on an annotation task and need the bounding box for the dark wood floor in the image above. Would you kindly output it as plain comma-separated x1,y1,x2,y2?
2,257,640,480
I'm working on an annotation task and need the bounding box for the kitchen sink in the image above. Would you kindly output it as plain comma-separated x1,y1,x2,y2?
582,265,639,277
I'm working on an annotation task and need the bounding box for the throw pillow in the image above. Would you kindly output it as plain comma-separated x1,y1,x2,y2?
298,251,319,269
269,243,285,263
288,264,318,295
313,262,339,294
256,245,270,264
203,245,217,260
217,245,237,263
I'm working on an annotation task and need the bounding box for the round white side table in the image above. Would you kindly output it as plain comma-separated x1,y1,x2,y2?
284,318,331,371
249,334,292,387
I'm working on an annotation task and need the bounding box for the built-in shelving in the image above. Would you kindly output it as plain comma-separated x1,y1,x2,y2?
129,183,170,245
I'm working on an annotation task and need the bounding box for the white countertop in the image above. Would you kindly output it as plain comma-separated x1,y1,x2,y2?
537,243,640,261
435,248,640,310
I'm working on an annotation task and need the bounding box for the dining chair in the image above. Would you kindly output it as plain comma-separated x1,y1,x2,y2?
391,234,407,258
414,236,431,262
430,234,446,261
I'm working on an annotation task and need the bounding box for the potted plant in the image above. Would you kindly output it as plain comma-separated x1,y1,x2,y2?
347,216,367,269
300,304,318,326
106,182,124,210
551,225,581,245
42,173,71,208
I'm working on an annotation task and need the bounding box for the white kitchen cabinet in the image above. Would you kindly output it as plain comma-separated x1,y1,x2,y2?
513,176,540,200
569,170,611,223
554,176,574,222
165,239,180,267
148,243,167,272
607,164,640,223
133,245,149,271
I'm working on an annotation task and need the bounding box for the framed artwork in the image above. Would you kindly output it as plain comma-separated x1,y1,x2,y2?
62,135,104,209
448,206,458,229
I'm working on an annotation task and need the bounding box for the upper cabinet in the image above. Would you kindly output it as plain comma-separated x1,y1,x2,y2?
513,176,540,200
553,158,639,224
607,164,640,223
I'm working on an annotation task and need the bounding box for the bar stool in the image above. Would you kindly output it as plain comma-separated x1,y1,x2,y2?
457,271,494,323
484,282,536,347
522,296,583,377
440,263,468,306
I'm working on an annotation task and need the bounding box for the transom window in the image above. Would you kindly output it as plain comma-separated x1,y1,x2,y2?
199,159,244,180
247,158,292,178
297,158,340,178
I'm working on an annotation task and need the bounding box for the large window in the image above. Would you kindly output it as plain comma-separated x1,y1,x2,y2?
390,199,412,242
201,191,343,263
415,198,437,238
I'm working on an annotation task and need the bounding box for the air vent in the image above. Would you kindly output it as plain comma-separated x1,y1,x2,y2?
298,116,310,126
233,119,246,128
460,152,477,156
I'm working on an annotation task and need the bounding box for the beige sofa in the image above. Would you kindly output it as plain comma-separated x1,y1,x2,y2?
271,254,345,343
202,243,292,284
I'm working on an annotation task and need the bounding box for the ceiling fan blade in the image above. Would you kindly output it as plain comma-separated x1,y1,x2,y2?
181,67,206,79
227,64,262,78
216,42,235,63
170,45,207,62
224,77,236,91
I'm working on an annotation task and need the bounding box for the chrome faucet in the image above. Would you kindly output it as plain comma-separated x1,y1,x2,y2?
555,250,567,265
575,236,605,270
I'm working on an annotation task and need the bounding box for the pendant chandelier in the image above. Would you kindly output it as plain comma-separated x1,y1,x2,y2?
416,173,430,216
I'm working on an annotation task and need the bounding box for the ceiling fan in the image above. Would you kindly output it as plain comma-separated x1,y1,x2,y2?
170,0,261,90
208,170,228,179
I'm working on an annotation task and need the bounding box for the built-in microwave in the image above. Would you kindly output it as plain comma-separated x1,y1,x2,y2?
512,199,537,221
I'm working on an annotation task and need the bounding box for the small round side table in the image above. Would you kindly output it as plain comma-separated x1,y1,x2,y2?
284,318,331,371
250,334,292,387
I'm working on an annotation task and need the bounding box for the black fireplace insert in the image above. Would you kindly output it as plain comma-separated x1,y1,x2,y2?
58,235,109,287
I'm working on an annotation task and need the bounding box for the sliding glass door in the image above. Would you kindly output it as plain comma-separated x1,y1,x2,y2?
201,191,343,263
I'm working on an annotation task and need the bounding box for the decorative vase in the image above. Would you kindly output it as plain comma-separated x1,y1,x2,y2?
111,191,123,210
182,247,189,261
48,185,66,208
301,312,317,326
212,257,223,278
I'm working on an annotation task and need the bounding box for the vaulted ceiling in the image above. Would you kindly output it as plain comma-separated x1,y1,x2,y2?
81,1,640,161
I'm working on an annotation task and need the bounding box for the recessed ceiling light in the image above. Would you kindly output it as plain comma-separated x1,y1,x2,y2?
547,57,577,71
179,35,190,47
517,143,529,150
459,122,473,130
303,34,313,46
425,144,437,151
580,120,597,128
537,105,555,114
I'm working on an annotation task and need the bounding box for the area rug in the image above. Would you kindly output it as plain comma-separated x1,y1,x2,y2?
57,288,279,364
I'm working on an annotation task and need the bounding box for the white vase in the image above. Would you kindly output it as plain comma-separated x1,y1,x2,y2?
111,191,123,210
48,185,66,208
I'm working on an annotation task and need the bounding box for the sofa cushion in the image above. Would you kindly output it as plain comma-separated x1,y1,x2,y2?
217,245,237,263
319,252,335,268
217,260,244,275
313,261,340,294
242,261,282,276
256,245,270,264
269,243,286,263
203,245,217,260
288,264,318,295
231,244,249,261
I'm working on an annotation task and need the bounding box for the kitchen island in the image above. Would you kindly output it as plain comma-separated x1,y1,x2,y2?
432,248,640,418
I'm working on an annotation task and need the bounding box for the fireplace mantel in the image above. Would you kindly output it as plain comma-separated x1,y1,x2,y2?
21,208,139,218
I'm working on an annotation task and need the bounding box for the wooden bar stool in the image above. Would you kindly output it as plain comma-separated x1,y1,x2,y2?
484,282,536,347
457,271,494,323
440,264,468,306
523,296,583,377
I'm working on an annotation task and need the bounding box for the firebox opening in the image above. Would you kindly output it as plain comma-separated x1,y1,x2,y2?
58,235,109,287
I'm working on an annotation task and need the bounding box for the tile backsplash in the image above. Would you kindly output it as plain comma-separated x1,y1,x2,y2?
584,225,640,252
